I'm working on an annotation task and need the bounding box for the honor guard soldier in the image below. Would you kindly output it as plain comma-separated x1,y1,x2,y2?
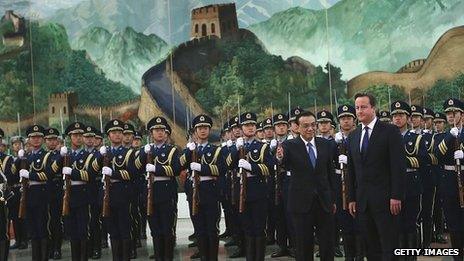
0,128,14,258
256,122,264,140
60,122,98,260
181,114,226,260
227,112,273,261
391,101,427,251
261,117,276,246
288,107,303,139
423,108,435,132
18,124,54,260
434,98,464,256
218,122,233,241
98,119,139,260
132,131,143,149
139,116,180,260
335,105,367,261
378,110,391,123
133,130,148,242
430,112,448,244
262,118,274,143
44,127,64,259
410,105,424,134
269,113,294,257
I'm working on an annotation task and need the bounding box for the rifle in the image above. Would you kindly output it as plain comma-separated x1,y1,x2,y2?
338,137,349,210
100,108,111,217
274,141,282,206
18,150,28,219
453,111,464,208
238,145,247,213
146,147,154,216
60,109,71,216
191,146,200,216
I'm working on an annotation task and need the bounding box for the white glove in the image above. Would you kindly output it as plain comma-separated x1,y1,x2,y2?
187,142,196,151
102,166,113,176
238,159,252,171
146,163,156,173
99,146,107,156
236,137,244,149
335,132,344,144
144,144,151,154
423,129,431,134
19,169,29,179
287,135,294,140
221,142,227,147
450,127,460,138
226,140,233,148
454,150,464,160
60,146,68,157
190,162,202,172
62,167,72,176
18,149,25,158
270,139,278,150
338,154,348,164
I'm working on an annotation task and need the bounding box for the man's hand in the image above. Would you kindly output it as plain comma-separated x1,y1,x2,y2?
348,201,356,217
390,199,401,215
276,146,284,160
332,204,337,214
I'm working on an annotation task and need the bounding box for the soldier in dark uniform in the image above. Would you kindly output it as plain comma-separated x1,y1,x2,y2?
378,110,391,123
391,101,427,252
435,98,464,258
262,118,274,143
18,124,54,259
181,114,226,260
93,130,109,250
0,128,14,258
288,107,303,139
138,116,180,260
227,112,273,261
218,122,233,241
43,127,64,259
334,105,368,261
133,131,148,242
60,122,99,260
7,135,27,251
98,119,139,260
269,113,292,257
430,112,448,244
256,122,264,141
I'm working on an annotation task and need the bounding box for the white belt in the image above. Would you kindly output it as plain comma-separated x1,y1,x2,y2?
200,177,215,181
110,179,121,183
444,165,457,171
286,171,292,176
153,176,171,182
29,181,46,186
335,169,342,175
71,181,87,186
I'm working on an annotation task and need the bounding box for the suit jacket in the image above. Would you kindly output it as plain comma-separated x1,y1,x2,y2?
347,119,406,212
281,136,336,213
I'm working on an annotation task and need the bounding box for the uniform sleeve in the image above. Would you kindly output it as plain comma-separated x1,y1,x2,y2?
199,147,226,177
154,147,181,177
2,156,15,183
435,132,454,163
179,148,192,170
249,144,273,177
347,134,356,202
326,141,336,205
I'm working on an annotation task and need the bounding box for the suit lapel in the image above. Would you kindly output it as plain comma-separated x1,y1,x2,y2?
296,137,312,170
354,126,362,157
365,120,381,159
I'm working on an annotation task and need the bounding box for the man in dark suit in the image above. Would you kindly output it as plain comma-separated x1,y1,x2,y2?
276,110,336,261
345,93,406,260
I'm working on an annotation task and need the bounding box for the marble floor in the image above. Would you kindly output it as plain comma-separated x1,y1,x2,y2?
6,218,453,260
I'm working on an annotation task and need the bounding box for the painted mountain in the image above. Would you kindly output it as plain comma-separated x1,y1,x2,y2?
249,0,464,79
46,0,340,44
74,26,169,94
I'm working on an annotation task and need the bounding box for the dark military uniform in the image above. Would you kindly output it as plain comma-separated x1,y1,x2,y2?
44,128,64,259
218,122,233,240
0,128,13,258
435,98,464,257
181,114,226,260
227,112,273,261
391,101,428,250
134,131,149,241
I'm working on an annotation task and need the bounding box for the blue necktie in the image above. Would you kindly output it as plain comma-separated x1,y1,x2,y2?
198,145,203,153
361,126,369,155
307,143,316,168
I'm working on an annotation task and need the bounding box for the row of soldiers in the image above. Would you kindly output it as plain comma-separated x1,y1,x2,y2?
0,96,462,260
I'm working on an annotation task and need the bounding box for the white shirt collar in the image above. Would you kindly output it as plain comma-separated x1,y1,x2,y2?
300,136,316,147
362,117,377,131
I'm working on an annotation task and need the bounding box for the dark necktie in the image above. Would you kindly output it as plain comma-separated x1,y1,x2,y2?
307,143,316,168
361,126,369,155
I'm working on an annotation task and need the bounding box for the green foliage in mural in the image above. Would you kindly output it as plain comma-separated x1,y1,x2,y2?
425,74,464,113
0,21,136,120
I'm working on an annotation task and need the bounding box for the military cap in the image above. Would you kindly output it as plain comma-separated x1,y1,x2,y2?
337,105,356,119
192,114,213,128
147,116,168,130
273,113,288,126
94,130,103,139
83,126,97,137
443,98,464,113
10,136,24,144
165,124,172,135
240,112,257,125
317,110,334,123
229,116,240,128
104,119,124,133
257,122,264,131
433,112,446,122
0,128,3,139
410,105,423,117
123,123,135,134
65,122,85,135
223,122,229,132
26,124,45,137
423,107,435,119
378,110,391,121
288,107,304,122
44,128,60,139
134,131,143,140
263,117,274,129
391,101,411,115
